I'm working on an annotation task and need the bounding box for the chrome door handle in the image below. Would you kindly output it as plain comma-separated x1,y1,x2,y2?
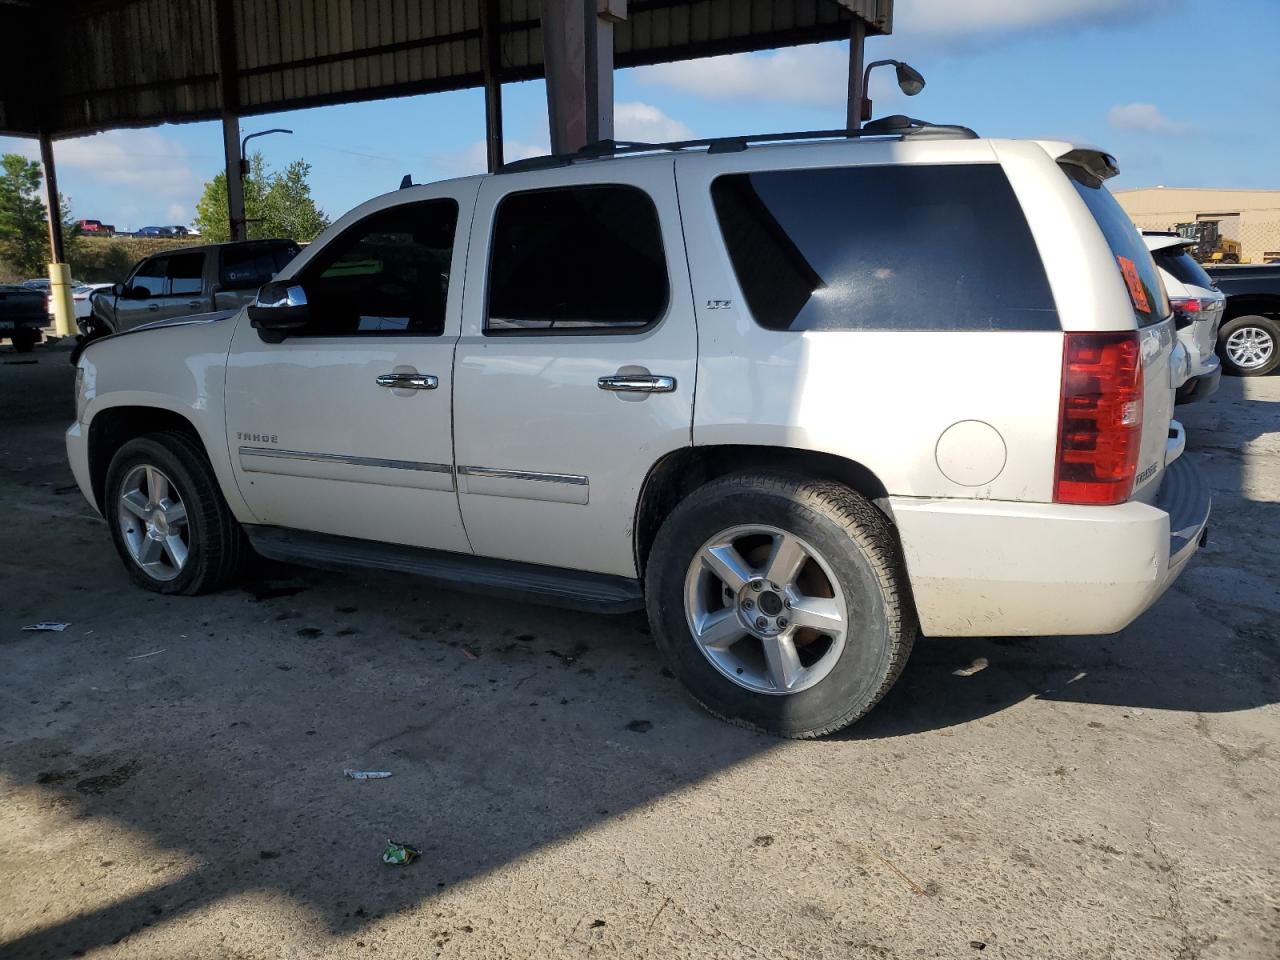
376,373,438,390
147,304,159,311
597,374,676,393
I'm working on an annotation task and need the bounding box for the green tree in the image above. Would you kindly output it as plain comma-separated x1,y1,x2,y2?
193,152,329,243
0,153,77,278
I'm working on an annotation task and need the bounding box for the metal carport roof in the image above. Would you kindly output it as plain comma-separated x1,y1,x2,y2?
0,0,892,138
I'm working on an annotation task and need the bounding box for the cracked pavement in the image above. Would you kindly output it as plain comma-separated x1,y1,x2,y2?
1,343,1277,959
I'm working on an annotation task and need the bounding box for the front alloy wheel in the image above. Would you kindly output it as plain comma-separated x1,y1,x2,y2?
117,464,190,581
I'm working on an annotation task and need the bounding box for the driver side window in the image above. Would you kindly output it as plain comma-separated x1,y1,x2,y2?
131,258,169,298
295,199,459,337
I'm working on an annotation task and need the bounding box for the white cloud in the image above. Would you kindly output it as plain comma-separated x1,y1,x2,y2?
896,0,1150,35
636,45,848,106
55,130,202,200
436,138,549,178
1107,103,1191,135
615,102,693,142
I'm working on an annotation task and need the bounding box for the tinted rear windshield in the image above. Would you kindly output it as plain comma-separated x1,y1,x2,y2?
1062,165,1170,326
709,163,1058,332
1153,246,1214,290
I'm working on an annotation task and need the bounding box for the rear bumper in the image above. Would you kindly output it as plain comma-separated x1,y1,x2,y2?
1176,362,1222,404
891,455,1211,637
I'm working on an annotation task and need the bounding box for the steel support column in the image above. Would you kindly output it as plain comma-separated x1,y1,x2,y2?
846,17,867,130
214,0,246,241
38,133,74,337
480,0,504,171
542,0,626,154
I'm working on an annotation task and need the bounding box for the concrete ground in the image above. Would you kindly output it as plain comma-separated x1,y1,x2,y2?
1,339,1277,960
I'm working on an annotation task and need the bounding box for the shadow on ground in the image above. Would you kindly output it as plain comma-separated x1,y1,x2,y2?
2,347,1277,957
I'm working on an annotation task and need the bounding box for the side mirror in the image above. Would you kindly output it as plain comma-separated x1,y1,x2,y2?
111,282,126,297
248,281,309,343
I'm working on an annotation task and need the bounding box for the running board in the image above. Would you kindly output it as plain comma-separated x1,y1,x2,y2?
244,526,645,615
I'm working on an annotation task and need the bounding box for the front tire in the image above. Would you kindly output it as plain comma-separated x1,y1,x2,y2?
646,473,916,739
105,431,249,595
1218,314,1279,377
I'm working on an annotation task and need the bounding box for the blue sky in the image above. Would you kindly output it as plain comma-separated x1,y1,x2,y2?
3,0,1276,230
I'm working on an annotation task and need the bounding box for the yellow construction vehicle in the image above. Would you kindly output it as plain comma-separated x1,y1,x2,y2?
1176,220,1246,264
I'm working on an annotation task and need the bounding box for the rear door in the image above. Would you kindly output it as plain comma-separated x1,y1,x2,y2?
161,251,209,317
452,159,696,578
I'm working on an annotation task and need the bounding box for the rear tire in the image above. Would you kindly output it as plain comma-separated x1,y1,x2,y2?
11,329,39,352
1218,314,1279,376
645,473,916,739
105,431,249,595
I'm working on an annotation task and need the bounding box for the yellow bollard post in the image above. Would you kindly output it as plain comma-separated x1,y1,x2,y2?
48,261,75,338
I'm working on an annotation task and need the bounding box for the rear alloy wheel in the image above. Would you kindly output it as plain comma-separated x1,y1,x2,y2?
647,473,916,738
1219,314,1279,377
105,431,249,595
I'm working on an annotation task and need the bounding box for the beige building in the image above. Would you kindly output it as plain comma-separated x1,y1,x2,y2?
1115,187,1280,263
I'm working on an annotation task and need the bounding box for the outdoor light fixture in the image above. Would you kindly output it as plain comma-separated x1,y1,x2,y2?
239,128,293,176
860,59,926,122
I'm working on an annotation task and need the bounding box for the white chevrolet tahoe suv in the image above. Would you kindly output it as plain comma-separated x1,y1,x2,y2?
67,121,1211,738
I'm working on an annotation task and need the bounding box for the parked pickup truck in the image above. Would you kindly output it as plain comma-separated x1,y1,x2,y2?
0,284,49,351
87,239,300,334
67,122,1211,738
1206,263,1280,376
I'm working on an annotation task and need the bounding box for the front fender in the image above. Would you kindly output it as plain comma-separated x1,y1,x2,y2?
77,311,252,522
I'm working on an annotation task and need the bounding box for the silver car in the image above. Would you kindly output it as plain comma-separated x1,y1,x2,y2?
1144,232,1223,403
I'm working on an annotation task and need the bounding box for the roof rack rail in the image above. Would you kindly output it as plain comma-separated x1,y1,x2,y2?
498,116,978,174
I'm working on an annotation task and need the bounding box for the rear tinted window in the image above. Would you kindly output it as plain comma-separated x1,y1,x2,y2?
1063,165,1170,326
1153,247,1214,290
709,164,1057,332
221,243,301,290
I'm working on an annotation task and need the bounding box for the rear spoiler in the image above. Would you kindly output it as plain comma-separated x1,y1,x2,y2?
1036,141,1120,182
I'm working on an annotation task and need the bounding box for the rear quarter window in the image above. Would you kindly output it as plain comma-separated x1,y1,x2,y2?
709,164,1058,332
220,243,302,290
1062,165,1170,326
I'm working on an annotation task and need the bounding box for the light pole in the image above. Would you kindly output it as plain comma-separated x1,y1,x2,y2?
230,128,292,240
852,60,926,130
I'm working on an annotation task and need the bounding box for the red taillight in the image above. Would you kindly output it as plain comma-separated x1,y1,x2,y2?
1054,331,1143,506
1168,296,1202,314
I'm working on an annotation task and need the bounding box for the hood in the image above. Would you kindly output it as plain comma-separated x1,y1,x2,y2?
130,309,238,333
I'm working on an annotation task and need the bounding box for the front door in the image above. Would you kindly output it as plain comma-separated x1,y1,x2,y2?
452,160,697,579
223,183,476,553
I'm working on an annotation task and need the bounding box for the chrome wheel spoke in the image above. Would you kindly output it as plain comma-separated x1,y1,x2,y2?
763,532,807,587
120,490,150,520
137,534,164,565
145,466,169,503
762,635,804,692
163,534,188,569
164,502,187,527
694,608,745,651
702,544,752,593
787,596,844,635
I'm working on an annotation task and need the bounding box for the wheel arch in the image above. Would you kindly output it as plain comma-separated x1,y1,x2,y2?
87,405,204,513
633,445,893,578
1222,295,1280,321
